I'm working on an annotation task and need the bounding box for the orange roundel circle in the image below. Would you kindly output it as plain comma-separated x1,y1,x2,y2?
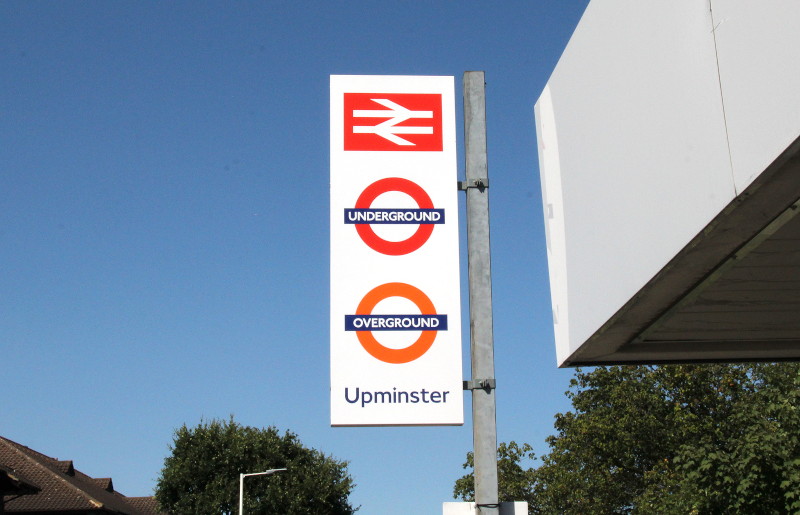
354,282,438,364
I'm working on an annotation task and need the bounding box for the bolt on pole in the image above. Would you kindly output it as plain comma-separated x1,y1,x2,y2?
463,70,499,514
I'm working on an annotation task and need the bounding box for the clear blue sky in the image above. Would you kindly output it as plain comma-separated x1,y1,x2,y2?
1,1,589,513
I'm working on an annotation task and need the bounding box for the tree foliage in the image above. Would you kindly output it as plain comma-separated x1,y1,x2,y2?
454,363,800,514
454,441,537,506
155,417,356,514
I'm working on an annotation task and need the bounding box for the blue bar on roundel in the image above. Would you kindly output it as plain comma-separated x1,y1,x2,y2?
343,209,445,224
345,314,448,331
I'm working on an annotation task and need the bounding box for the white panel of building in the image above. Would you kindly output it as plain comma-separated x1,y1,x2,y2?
536,0,734,365
711,0,800,191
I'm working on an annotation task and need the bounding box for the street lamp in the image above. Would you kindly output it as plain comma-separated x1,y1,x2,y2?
238,468,287,515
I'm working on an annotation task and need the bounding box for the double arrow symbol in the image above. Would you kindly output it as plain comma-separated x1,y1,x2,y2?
352,99,433,146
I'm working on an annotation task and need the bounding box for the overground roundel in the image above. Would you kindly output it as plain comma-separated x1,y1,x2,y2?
353,177,436,255
354,282,439,364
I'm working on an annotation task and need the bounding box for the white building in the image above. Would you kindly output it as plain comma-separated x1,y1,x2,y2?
535,0,800,366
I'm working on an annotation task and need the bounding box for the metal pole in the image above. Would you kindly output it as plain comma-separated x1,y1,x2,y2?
462,71,498,514
238,469,287,515
239,473,244,515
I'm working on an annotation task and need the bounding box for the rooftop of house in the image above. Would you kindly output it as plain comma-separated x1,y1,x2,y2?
0,436,162,514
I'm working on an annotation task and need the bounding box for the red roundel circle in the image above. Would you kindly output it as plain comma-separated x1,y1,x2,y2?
354,177,435,256
354,282,438,364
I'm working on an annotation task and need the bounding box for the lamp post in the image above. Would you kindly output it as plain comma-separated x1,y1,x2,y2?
238,468,287,515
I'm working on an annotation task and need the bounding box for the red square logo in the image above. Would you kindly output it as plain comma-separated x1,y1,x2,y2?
343,93,443,151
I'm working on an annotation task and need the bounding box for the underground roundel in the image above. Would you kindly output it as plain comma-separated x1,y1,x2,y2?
344,177,445,256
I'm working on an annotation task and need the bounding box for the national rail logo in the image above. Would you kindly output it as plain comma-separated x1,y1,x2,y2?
344,177,444,256
345,282,447,364
343,93,443,151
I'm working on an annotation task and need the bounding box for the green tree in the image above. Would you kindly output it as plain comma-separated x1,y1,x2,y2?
454,364,800,514
155,417,356,514
453,441,537,506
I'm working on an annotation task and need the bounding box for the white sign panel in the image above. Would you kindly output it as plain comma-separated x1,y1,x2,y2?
330,75,463,426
